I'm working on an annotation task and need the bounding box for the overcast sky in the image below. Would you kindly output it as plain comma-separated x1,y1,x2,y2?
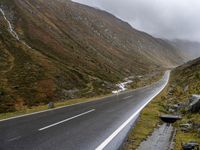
72,0,200,42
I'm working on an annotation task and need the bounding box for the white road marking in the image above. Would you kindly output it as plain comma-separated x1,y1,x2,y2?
0,74,159,122
122,96,132,100
95,71,170,150
0,94,114,122
39,109,95,131
7,136,21,142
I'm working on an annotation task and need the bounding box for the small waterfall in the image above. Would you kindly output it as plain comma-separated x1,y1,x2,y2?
0,8,20,40
0,8,33,50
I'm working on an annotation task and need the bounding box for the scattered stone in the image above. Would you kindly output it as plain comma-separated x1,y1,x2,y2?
168,92,173,96
168,108,176,113
62,89,79,99
182,141,199,150
48,102,55,109
180,123,192,133
168,103,183,113
184,85,189,92
188,95,200,113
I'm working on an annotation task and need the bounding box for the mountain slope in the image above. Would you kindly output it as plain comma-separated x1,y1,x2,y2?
171,39,200,60
0,0,185,113
171,57,200,149
172,57,200,95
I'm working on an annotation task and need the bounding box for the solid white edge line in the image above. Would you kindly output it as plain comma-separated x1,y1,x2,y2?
38,109,95,131
7,136,21,142
95,71,170,150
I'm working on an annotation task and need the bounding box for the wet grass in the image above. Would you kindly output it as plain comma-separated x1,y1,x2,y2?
175,130,200,150
174,113,200,150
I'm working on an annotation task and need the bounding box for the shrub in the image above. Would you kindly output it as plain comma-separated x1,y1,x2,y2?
195,72,200,80
0,87,5,96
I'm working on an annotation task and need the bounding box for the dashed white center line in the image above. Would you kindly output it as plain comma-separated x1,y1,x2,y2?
7,136,21,142
122,96,132,100
39,109,95,131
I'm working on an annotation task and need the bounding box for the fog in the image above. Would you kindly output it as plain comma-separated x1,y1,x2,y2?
73,0,200,42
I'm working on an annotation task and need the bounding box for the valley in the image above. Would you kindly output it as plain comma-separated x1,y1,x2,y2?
0,0,186,113
0,0,199,150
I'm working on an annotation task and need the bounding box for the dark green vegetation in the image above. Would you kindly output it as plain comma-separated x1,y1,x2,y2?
124,58,200,150
0,0,186,113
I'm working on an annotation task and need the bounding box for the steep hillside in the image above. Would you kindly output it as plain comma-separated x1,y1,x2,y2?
0,0,185,113
171,57,200,99
171,58,200,149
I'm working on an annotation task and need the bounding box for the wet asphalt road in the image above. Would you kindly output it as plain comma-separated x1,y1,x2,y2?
0,71,170,150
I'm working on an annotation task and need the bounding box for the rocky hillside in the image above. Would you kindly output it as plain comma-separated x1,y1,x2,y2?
165,57,200,149
0,0,185,113
171,57,200,97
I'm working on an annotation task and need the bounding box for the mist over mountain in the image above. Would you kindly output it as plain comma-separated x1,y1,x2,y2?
171,39,200,60
73,0,200,42
73,0,200,59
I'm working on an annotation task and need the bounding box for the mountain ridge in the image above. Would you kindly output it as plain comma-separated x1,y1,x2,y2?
0,0,185,112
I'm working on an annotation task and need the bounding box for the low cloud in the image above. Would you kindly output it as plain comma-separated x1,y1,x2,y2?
73,0,200,42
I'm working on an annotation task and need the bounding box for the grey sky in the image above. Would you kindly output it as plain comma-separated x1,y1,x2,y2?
72,0,200,42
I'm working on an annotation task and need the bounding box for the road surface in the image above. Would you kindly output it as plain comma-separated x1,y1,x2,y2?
0,71,170,150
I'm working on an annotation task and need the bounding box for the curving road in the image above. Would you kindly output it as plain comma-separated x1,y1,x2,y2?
0,71,170,150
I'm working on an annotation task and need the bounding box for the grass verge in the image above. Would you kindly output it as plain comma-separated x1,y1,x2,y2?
174,113,200,150
0,94,110,120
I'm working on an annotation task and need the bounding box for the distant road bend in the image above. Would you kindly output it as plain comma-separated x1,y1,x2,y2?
0,71,170,150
